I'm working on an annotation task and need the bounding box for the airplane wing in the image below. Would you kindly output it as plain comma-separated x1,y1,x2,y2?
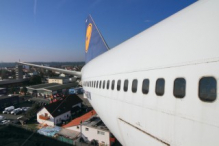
17,62,82,77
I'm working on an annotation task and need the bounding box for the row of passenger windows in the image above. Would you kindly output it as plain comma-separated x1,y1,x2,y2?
83,77,217,102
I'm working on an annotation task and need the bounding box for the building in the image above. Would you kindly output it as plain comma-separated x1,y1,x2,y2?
63,110,114,146
48,77,69,84
26,82,77,97
0,78,29,88
15,65,23,79
37,95,83,126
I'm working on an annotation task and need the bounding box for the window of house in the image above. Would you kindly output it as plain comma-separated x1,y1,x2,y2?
99,81,102,88
85,128,89,131
142,79,149,94
199,77,217,102
117,80,121,91
107,80,110,89
97,131,105,135
174,78,186,98
132,79,138,93
155,78,165,96
111,80,115,90
124,79,128,92
77,126,79,129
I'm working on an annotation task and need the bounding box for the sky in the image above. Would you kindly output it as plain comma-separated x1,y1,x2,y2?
0,0,196,62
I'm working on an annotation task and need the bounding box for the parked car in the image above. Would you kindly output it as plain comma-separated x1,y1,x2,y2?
1,120,10,125
0,115,5,121
2,106,15,114
17,116,23,120
21,107,30,112
11,108,22,115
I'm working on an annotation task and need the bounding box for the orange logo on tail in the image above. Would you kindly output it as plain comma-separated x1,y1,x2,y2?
85,23,92,53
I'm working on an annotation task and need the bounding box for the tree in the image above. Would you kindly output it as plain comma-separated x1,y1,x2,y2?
0,69,9,79
20,86,27,95
40,71,44,78
11,70,16,79
45,70,56,77
29,75,42,85
9,87,16,94
24,103,42,119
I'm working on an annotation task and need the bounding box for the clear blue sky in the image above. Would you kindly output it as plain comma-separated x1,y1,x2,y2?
0,0,196,62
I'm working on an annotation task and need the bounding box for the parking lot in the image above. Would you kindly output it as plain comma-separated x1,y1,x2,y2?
0,100,36,125
0,113,22,120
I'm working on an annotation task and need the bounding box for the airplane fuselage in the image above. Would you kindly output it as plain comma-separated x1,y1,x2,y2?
82,0,219,145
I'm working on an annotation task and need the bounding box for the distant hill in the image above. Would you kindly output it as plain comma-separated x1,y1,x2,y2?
0,62,85,68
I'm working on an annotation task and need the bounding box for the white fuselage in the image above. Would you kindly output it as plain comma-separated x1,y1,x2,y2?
82,0,219,145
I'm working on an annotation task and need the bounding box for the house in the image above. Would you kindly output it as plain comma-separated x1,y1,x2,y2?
48,77,69,84
63,110,114,146
37,95,83,126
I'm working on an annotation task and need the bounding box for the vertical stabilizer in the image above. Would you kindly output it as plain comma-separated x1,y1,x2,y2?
85,15,109,63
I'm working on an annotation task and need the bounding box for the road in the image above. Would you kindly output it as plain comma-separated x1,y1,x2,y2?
0,113,23,120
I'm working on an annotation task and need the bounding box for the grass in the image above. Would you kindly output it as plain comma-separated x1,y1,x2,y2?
22,123,38,131
0,125,73,146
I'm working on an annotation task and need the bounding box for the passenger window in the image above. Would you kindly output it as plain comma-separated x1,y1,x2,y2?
174,78,186,98
107,80,110,89
94,81,96,88
124,79,128,92
117,80,121,91
132,79,138,93
99,81,102,88
111,80,115,90
173,78,186,98
103,80,105,89
142,79,149,94
155,78,165,96
96,81,99,88
199,77,216,102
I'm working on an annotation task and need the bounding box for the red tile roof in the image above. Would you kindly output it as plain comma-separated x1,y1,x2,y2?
63,110,96,128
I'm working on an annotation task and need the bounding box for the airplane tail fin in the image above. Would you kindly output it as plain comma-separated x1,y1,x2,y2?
85,15,109,63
